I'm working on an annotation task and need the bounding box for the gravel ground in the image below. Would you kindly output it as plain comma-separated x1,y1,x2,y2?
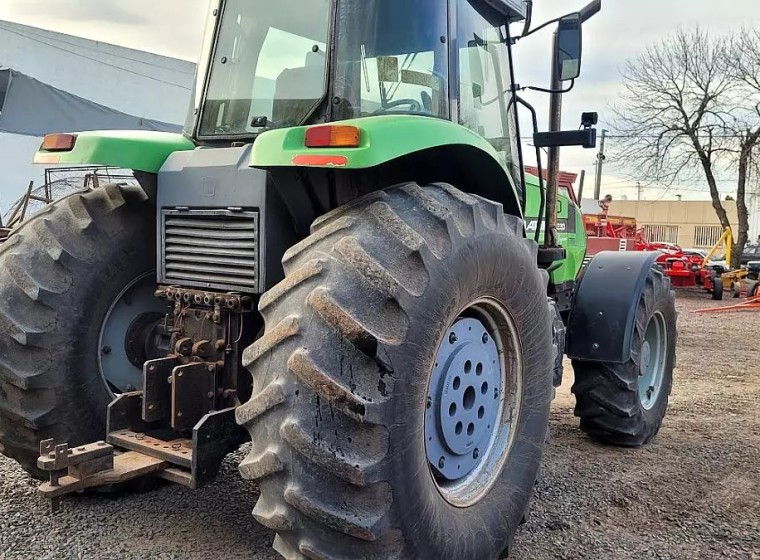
1,290,758,559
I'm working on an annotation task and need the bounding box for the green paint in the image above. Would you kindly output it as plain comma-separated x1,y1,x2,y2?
34,130,195,173
252,115,583,285
524,173,587,284
251,115,506,168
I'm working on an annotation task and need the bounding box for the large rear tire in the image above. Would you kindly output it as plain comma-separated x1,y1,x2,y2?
572,267,676,447
237,184,554,559
0,185,155,477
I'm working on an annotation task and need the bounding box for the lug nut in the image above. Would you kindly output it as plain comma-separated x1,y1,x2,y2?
482,333,489,344
101,346,112,355
473,448,480,459
438,457,446,469
426,396,432,409
449,332,457,344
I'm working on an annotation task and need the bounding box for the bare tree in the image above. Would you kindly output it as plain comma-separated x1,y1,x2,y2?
613,28,760,267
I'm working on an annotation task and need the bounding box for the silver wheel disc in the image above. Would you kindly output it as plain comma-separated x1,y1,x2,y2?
425,298,523,507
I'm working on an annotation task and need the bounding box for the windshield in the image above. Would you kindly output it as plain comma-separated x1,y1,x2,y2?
198,0,330,137
333,0,449,120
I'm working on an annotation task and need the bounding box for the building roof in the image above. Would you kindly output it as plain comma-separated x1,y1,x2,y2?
524,166,579,190
0,20,195,124
0,68,181,136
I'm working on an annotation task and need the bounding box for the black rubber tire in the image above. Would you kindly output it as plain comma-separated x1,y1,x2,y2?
237,183,554,560
712,273,724,300
748,281,759,298
0,184,154,477
571,267,677,447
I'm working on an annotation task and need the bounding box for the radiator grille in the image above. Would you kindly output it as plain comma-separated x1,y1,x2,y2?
160,209,260,293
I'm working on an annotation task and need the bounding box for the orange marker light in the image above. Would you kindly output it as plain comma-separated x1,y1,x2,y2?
41,133,77,152
305,125,361,148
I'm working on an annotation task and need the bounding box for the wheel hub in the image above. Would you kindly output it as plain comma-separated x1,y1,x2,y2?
640,340,652,375
99,273,167,394
426,318,501,481
638,311,667,409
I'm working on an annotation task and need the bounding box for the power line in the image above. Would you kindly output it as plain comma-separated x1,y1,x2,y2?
0,23,192,90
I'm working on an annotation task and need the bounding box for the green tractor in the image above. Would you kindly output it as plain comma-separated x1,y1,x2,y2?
0,0,676,558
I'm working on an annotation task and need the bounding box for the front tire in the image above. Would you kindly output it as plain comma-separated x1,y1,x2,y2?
0,185,155,476
237,184,554,559
572,267,676,447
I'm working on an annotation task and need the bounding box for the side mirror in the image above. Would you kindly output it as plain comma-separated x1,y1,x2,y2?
555,14,583,81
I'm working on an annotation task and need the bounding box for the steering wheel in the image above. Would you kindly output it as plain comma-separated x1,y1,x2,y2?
373,98,423,115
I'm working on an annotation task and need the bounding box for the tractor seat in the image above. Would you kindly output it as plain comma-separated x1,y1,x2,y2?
272,49,326,126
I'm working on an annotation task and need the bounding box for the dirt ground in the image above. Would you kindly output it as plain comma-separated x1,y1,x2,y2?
1,290,758,559
513,290,760,560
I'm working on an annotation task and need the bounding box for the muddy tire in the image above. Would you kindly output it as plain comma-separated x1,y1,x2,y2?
572,267,676,447
237,183,554,559
0,185,154,477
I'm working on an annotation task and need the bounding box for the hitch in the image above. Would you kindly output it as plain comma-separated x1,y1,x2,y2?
37,392,246,513
37,438,166,514
36,285,251,512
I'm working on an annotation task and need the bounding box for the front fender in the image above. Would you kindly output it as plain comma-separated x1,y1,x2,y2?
34,130,195,173
566,251,661,363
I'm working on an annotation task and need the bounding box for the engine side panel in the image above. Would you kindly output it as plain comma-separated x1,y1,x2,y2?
158,145,298,294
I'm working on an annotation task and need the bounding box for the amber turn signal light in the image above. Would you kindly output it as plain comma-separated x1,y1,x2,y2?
41,133,77,152
305,125,361,148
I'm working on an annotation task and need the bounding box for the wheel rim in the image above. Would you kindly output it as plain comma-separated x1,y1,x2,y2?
638,311,667,410
425,298,523,507
98,272,166,395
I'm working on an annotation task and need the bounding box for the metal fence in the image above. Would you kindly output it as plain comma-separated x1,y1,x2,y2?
693,225,724,248
1,167,137,241
642,224,680,244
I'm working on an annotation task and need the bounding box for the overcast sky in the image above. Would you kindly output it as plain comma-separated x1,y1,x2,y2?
3,0,760,200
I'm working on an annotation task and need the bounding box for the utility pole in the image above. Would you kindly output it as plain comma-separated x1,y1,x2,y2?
637,181,642,202
544,27,564,248
577,170,586,202
593,129,608,201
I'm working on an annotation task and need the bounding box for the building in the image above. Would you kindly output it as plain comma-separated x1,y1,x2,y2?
525,164,760,248
609,199,740,249
0,20,196,212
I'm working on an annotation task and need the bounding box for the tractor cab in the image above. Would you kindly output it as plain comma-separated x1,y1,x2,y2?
190,0,525,184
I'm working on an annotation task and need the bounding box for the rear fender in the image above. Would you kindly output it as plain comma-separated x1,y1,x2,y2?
250,115,523,217
566,251,660,363
34,130,195,173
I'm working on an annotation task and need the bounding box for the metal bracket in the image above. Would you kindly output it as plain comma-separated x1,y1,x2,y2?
143,357,178,422
171,363,217,431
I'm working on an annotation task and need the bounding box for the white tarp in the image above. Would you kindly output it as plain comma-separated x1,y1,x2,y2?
0,68,182,137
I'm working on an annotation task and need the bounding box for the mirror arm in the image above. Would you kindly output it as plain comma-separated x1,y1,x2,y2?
515,0,599,42
521,79,575,95
519,0,534,39
514,15,564,40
